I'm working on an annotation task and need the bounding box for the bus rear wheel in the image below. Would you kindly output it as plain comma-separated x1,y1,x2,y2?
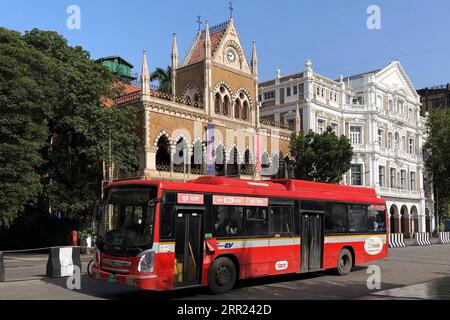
336,248,353,276
208,257,237,294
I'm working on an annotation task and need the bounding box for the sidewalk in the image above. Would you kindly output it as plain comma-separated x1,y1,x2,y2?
2,253,93,282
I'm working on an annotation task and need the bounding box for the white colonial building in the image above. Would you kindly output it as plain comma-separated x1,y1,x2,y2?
259,60,435,235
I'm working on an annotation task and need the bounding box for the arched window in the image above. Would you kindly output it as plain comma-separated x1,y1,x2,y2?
242,101,249,121
215,145,225,176
233,90,251,121
241,149,253,175
223,96,230,116
234,99,241,119
215,93,222,114
228,147,239,176
173,138,187,173
261,152,270,176
190,140,204,174
156,135,171,171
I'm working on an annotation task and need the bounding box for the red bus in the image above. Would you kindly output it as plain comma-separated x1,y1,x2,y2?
92,176,388,294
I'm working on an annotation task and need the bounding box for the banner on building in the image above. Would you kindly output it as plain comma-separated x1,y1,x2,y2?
254,133,262,175
206,124,215,176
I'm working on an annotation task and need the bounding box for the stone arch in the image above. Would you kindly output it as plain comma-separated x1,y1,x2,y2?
153,130,173,148
155,134,171,171
389,204,400,233
400,205,410,236
241,148,253,175
215,143,226,176
172,133,190,147
213,81,233,117
172,137,188,172
425,208,431,233
411,205,419,233
228,146,239,176
190,138,205,174
233,87,254,109
261,151,271,176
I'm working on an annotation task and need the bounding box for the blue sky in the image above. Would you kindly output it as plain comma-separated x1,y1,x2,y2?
1,0,450,88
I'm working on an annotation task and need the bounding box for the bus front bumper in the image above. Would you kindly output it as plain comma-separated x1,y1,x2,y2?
91,266,158,290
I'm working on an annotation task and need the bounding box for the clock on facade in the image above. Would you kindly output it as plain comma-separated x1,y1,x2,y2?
226,48,237,63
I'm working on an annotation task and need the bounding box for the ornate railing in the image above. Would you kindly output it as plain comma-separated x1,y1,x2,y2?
156,164,171,172
113,90,141,106
113,88,205,109
240,165,255,176
260,118,294,130
190,166,205,175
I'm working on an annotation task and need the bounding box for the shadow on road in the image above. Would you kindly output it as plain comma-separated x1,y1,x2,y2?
38,266,369,300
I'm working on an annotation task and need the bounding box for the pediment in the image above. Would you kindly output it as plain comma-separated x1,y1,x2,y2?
375,62,418,99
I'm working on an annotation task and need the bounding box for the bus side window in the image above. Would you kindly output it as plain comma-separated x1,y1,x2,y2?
160,204,174,240
270,206,293,234
213,206,243,238
325,203,347,234
348,205,368,233
368,210,386,232
245,207,268,236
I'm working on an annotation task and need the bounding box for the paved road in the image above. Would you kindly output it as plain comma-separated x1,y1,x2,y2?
2,252,92,281
1,245,450,300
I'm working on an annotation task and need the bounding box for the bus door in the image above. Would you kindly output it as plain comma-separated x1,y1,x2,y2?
300,210,324,272
173,207,204,287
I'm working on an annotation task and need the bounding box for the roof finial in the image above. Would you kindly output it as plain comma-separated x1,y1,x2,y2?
229,1,234,19
197,15,202,33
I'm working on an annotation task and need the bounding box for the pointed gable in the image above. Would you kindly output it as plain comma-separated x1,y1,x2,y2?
212,19,252,74
183,21,230,66
374,61,419,100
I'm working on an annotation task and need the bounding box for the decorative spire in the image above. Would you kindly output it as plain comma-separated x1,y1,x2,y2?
171,33,178,69
251,40,258,76
197,15,202,34
229,1,234,20
141,49,150,97
205,18,211,59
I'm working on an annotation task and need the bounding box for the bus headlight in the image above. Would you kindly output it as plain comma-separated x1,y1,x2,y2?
137,251,154,273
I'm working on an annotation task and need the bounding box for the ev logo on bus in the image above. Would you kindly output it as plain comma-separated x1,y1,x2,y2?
224,243,234,249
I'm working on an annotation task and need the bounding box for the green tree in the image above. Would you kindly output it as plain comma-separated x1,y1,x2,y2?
150,66,172,94
425,108,450,222
22,29,139,217
289,127,353,183
0,28,58,224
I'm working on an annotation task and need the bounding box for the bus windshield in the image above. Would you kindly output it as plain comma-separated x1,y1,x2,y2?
97,185,157,256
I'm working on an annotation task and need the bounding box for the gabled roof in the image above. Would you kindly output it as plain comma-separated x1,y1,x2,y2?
342,68,381,81
96,56,134,68
183,20,230,66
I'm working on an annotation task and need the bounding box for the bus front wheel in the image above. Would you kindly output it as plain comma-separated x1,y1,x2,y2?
208,257,237,294
336,248,353,276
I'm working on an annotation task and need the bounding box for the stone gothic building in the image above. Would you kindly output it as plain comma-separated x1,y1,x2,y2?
111,17,293,182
